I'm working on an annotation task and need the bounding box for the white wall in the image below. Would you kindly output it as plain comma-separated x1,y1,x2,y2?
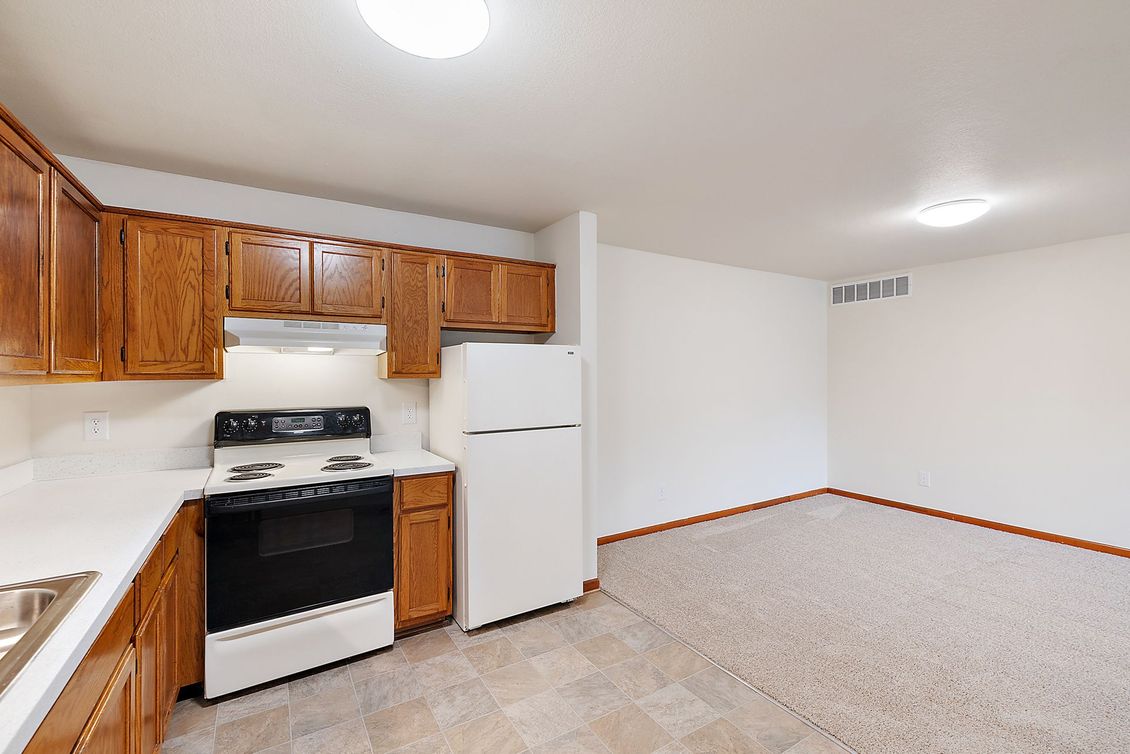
597,244,828,538
535,212,600,581
59,156,536,260
28,354,426,457
0,387,32,467
828,232,1130,549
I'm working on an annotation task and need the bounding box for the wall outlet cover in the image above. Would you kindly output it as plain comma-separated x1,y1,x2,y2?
402,401,417,425
84,411,110,441
918,470,931,488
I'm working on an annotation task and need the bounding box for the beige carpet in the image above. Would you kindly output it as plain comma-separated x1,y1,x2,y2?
598,494,1130,754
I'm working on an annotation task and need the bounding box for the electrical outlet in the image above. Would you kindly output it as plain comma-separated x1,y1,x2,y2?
918,470,932,488
402,401,417,425
657,485,667,501
84,411,110,441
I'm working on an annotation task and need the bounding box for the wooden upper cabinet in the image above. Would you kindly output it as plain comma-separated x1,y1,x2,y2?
123,218,220,377
443,257,499,326
380,251,441,379
313,243,384,318
0,117,50,374
500,263,553,330
228,232,312,313
50,170,101,375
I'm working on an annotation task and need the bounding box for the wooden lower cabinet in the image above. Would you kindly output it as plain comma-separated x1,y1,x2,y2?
394,472,454,631
73,645,136,754
26,503,202,754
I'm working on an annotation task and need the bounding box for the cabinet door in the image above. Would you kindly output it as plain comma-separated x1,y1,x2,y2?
229,232,312,313
383,251,441,378
135,597,159,754
74,646,136,754
0,118,50,374
157,564,179,735
313,243,384,318
443,257,499,326
50,170,101,375
124,219,220,377
500,263,552,330
395,506,452,629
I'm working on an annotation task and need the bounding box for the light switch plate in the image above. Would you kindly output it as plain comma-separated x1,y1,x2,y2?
84,411,110,441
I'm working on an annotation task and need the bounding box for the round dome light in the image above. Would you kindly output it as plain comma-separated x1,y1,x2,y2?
916,199,991,227
356,0,490,59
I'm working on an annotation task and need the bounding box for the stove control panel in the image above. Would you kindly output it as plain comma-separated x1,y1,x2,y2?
214,407,370,447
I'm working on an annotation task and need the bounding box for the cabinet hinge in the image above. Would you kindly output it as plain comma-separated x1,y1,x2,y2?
119,227,125,246
225,284,230,300
441,301,445,314
120,346,126,362
381,295,385,310
436,266,440,278
380,257,385,271
442,265,446,278
224,240,230,255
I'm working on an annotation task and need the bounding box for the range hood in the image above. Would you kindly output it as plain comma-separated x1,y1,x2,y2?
223,317,386,355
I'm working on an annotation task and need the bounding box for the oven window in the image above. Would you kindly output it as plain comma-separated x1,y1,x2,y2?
259,508,354,556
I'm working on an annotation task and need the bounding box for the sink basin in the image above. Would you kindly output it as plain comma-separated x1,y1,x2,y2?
0,572,99,697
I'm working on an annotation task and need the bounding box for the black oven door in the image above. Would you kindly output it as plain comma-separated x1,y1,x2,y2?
205,476,393,633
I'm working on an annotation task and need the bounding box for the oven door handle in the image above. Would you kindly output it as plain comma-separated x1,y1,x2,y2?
206,480,393,516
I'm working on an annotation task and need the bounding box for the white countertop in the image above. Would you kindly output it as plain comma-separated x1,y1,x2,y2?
0,449,453,754
372,448,455,477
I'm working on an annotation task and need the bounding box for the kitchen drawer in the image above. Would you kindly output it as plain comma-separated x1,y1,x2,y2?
396,473,452,513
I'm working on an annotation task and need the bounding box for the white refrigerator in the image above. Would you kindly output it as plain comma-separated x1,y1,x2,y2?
429,343,583,630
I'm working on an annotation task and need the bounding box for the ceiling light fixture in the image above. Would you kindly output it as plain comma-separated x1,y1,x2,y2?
356,0,490,59
916,198,991,227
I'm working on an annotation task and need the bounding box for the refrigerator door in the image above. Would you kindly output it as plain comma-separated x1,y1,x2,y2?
457,426,583,629
464,343,581,433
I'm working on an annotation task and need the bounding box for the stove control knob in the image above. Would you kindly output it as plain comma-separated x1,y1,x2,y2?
335,412,349,430
350,413,365,431
222,417,241,436
241,417,260,433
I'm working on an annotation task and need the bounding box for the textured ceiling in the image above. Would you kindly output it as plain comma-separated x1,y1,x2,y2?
1,0,1128,279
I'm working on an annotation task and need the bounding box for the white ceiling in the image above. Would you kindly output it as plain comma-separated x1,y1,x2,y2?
2,1,1128,280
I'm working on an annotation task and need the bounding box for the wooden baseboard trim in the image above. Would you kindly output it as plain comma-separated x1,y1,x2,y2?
582,578,601,593
596,488,830,545
828,488,1130,559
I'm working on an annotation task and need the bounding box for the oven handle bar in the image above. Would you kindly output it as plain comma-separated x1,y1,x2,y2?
206,477,393,516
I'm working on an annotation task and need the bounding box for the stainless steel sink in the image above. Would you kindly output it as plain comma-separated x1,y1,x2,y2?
0,572,99,697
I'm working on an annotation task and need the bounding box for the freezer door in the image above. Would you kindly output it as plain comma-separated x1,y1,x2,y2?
464,343,581,433
458,426,583,629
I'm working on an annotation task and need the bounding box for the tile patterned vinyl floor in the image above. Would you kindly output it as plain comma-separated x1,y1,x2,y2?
163,592,850,754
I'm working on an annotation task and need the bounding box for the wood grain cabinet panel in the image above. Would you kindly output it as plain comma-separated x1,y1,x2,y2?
394,473,453,630
379,251,441,378
0,117,50,374
500,263,553,330
443,257,499,326
73,645,136,754
123,219,220,377
49,170,101,375
175,501,205,688
229,232,312,313
313,243,384,318
395,506,452,629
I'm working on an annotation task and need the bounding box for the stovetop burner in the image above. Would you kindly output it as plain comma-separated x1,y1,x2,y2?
226,472,273,482
322,462,374,472
229,462,285,473
326,455,363,462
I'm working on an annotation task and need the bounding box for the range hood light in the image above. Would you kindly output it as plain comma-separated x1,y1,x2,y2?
280,346,335,355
